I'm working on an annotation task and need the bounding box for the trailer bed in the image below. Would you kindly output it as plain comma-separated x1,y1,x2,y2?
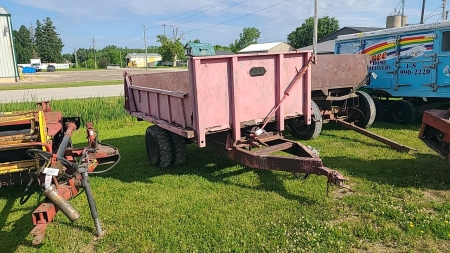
125,51,313,147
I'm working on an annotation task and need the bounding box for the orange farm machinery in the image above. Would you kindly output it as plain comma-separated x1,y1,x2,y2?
0,102,120,245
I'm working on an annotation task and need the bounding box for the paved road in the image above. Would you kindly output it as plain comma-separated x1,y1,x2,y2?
0,84,123,103
0,68,187,86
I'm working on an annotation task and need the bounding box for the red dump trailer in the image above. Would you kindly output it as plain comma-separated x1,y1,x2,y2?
124,51,347,188
419,109,450,161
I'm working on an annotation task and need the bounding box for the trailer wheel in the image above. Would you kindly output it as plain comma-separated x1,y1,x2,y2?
389,100,417,125
347,91,376,128
145,125,172,168
169,132,187,165
286,100,322,140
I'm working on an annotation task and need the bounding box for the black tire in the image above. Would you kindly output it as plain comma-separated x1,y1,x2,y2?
347,91,376,128
145,125,172,168
389,100,417,125
373,97,384,121
169,132,187,165
286,100,323,140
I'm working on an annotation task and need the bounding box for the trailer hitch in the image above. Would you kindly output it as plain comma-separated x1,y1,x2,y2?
207,132,348,192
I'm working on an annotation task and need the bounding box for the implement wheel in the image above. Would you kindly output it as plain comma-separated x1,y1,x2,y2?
389,100,417,125
145,125,172,168
169,132,187,165
286,100,323,140
347,91,376,128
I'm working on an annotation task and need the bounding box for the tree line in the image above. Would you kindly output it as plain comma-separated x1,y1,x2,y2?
13,17,63,64
13,16,340,68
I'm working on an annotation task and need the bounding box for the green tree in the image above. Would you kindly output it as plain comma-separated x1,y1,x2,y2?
147,46,159,53
229,27,261,53
13,25,33,64
34,17,64,62
62,53,73,62
287,16,339,49
214,44,230,51
157,25,185,66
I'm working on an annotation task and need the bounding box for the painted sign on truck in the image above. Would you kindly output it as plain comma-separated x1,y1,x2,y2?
335,20,450,124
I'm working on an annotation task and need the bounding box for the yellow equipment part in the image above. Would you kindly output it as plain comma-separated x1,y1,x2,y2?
0,160,38,175
38,110,48,151
0,109,47,182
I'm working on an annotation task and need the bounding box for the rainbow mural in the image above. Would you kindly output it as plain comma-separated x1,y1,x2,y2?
358,33,434,61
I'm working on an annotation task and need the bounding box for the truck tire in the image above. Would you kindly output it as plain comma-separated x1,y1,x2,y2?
372,97,384,121
286,100,322,140
145,125,172,168
169,132,187,165
389,100,417,125
347,91,376,128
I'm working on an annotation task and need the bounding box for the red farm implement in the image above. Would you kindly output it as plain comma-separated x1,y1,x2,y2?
419,108,450,161
0,102,120,245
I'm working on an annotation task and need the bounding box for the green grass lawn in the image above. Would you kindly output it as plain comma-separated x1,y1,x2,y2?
0,97,449,252
0,80,122,91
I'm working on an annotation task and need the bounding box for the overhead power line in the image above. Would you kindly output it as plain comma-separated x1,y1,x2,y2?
164,0,231,26
121,0,229,35
170,0,249,27
186,0,290,34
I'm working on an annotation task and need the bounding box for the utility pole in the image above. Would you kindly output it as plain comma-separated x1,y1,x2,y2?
144,25,148,70
420,0,426,24
120,50,122,68
401,0,406,26
442,0,448,20
162,24,166,36
73,48,78,68
91,37,97,69
313,0,318,57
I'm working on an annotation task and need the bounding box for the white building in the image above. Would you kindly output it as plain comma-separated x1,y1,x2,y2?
0,7,18,82
238,42,294,54
125,53,162,68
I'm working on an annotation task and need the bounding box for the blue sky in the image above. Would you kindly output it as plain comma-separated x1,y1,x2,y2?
2,0,447,53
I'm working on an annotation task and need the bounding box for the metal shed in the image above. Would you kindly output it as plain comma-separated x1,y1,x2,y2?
0,7,18,82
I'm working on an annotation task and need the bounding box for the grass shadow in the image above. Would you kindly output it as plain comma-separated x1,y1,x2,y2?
0,188,39,252
95,134,319,205
323,153,450,190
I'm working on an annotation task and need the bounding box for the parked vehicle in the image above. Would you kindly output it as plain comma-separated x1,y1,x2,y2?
286,54,375,140
281,54,415,153
335,20,450,124
47,64,56,72
30,58,42,72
